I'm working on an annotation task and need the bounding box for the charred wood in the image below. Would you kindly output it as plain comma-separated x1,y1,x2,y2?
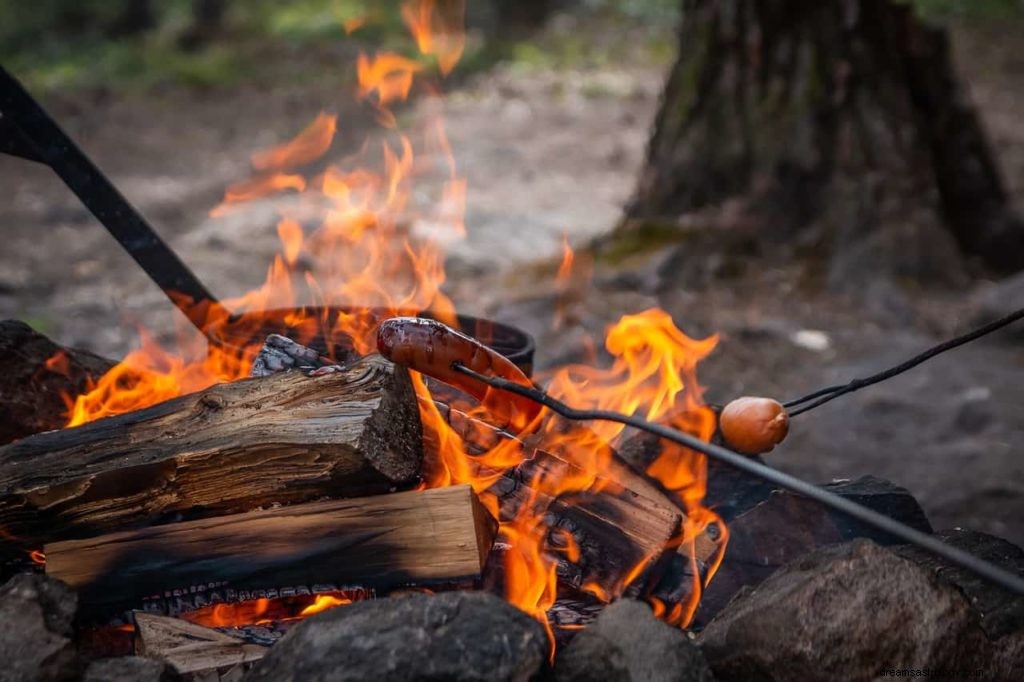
0,320,114,445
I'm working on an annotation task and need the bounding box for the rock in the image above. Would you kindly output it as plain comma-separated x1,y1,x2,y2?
82,658,181,682
0,573,79,682
554,600,713,682
694,476,931,625
244,592,548,682
0,320,115,445
699,540,995,681
895,529,1024,640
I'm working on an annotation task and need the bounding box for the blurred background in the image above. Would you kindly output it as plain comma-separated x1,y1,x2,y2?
1,0,1023,543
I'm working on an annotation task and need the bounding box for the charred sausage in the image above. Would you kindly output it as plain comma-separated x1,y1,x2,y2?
719,396,789,454
376,317,542,431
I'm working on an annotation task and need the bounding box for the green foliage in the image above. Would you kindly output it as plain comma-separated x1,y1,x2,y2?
0,0,418,93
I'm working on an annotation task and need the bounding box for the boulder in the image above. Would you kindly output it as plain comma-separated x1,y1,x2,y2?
82,658,181,682
0,573,79,682
895,529,1024,639
554,600,713,682
698,540,1006,681
244,591,548,682
694,476,931,625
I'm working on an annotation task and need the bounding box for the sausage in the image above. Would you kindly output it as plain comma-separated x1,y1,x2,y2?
719,396,789,454
376,317,542,431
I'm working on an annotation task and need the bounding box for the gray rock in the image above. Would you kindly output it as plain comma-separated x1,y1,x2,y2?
0,574,79,682
244,591,548,682
554,600,713,682
895,528,1024,640
698,540,995,681
694,476,931,625
82,658,181,682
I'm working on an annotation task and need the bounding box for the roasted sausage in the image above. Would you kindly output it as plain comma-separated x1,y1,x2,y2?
376,317,542,431
719,396,789,454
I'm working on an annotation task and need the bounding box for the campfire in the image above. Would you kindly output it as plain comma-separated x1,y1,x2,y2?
1,1,1023,680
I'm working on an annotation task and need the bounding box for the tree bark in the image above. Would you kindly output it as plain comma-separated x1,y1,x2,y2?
627,0,1024,279
0,355,422,556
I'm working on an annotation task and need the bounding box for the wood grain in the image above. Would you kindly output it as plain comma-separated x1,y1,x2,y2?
46,485,497,618
0,355,422,557
135,612,267,675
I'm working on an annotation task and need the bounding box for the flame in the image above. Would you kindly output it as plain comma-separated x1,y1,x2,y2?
57,2,725,642
343,16,365,35
181,591,358,628
356,52,424,123
298,594,352,617
251,112,338,172
43,350,71,378
401,0,466,76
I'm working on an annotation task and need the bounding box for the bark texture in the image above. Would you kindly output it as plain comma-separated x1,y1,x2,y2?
628,0,1023,280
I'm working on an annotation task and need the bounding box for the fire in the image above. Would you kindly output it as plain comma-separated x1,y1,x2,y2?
401,0,466,76
251,112,338,172
56,1,725,641
181,591,358,628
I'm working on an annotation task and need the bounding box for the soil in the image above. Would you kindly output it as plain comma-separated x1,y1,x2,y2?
1,14,1022,547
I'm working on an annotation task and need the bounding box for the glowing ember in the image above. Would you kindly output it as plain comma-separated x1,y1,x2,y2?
58,0,725,641
180,592,357,629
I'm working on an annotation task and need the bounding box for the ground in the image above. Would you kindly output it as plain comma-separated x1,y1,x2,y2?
1,11,1022,546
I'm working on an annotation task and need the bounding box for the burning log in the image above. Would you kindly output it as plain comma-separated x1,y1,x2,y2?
44,485,496,618
0,354,422,557
0,320,115,445
430,402,683,600
134,612,267,676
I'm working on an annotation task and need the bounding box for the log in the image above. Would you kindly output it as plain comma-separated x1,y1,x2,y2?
45,485,497,618
428,401,682,600
0,354,422,557
0,320,115,445
134,611,267,675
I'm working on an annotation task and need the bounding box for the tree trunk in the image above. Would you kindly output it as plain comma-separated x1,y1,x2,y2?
627,0,1024,280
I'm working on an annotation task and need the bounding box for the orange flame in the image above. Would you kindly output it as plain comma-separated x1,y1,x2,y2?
343,16,366,35
57,2,725,642
181,591,357,628
401,0,466,76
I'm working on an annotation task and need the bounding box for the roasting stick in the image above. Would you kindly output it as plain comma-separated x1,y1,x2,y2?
449,362,1024,597
782,305,1024,416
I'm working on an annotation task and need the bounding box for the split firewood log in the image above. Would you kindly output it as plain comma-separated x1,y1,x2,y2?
134,612,267,675
46,485,496,619
0,354,422,558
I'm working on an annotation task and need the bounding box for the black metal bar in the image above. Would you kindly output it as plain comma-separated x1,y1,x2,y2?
0,65,226,331
0,111,43,162
451,362,1024,596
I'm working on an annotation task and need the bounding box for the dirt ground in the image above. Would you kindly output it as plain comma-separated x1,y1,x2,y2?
1,14,1022,545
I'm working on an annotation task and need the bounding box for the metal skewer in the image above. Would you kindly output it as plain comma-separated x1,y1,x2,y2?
451,362,1024,596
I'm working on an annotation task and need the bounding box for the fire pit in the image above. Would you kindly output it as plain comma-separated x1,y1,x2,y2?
2,5,1023,680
